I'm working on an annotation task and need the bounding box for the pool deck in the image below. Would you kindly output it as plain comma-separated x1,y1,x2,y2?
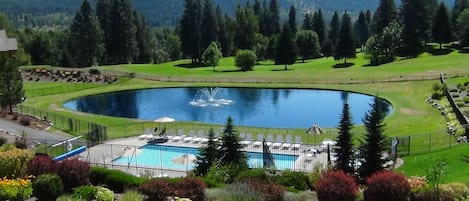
79,136,331,178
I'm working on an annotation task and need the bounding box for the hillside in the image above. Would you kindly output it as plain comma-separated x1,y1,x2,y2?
0,0,454,28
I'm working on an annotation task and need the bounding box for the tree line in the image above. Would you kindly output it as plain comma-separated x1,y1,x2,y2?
2,0,469,68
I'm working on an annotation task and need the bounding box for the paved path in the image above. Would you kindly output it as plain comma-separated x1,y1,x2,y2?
0,118,73,142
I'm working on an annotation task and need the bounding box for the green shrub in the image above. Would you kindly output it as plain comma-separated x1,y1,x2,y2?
0,137,6,146
32,173,63,201
221,182,264,201
237,168,269,181
0,148,34,178
90,166,146,193
121,190,144,201
56,195,86,201
95,187,114,201
272,170,310,191
0,177,33,201
199,177,225,188
72,185,98,201
464,97,469,103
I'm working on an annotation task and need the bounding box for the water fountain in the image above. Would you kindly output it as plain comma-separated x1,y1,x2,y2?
189,87,234,107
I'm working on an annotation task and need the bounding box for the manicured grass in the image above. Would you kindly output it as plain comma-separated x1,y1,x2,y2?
99,51,469,83
24,82,104,97
396,144,469,183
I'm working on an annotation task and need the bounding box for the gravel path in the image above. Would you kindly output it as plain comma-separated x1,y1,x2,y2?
0,118,73,142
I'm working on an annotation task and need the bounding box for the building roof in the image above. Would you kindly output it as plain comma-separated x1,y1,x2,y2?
0,30,18,52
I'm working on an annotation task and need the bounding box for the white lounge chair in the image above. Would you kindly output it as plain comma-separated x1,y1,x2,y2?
282,135,292,149
253,133,263,147
240,133,251,146
292,136,302,149
272,135,283,149
138,128,152,140
266,134,274,147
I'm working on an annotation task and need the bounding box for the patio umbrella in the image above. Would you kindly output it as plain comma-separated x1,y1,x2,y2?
154,117,176,123
171,153,197,166
306,123,325,135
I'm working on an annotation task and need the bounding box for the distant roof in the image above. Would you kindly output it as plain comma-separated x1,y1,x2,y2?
0,30,18,52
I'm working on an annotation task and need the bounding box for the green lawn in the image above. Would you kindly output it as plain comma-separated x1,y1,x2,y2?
397,144,469,183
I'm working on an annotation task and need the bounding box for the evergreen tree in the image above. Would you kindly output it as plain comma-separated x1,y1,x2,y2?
302,13,313,30
458,9,469,47
194,128,220,176
452,0,469,38
366,22,401,65
288,5,297,34
253,0,261,15
268,0,280,35
275,23,297,70
371,0,397,34
358,97,388,180
335,102,354,175
0,53,24,113
313,10,327,46
110,0,138,64
28,32,53,65
354,11,370,49
179,0,203,63
266,35,277,60
432,2,453,49
67,0,104,67
134,13,152,63
96,0,112,64
296,30,321,62
328,12,341,49
201,0,217,52
258,0,270,36
220,116,247,166
234,3,259,50
202,41,222,71
400,0,428,57
334,12,356,64
153,28,181,63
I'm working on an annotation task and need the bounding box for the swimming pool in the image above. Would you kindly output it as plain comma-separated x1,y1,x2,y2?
113,144,299,171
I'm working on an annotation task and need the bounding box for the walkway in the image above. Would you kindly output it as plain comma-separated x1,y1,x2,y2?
0,118,73,142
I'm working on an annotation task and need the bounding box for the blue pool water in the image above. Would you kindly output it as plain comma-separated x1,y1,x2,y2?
113,144,298,171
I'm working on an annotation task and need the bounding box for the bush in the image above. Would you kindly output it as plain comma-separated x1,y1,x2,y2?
88,68,101,75
409,187,454,201
221,182,265,201
245,179,285,201
0,148,34,178
0,177,33,201
174,177,207,201
90,166,145,193
237,168,268,181
464,97,469,103
55,158,90,191
199,177,225,188
19,117,30,126
95,187,114,201
56,195,86,201
141,178,174,201
121,190,144,201
364,171,410,201
0,137,7,146
32,173,63,201
72,185,98,201
272,170,310,190
407,176,428,190
440,183,469,199
235,49,257,71
315,170,358,201
308,164,324,191
27,154,56,176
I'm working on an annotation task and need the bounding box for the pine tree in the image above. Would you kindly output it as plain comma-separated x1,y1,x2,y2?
296,30,321,62
288,5,297,34
354,11,370,48
220,116,247,167
328,12,341,49
234,3,259,50
335,102,354,175
313,10,326,46
371,0,397,34
459,9,469,47
180,0,203,63
96,0,112,64
194,128,220,176
400,0,428,57
201,0,217,52
109,0,138,64
0,53,24,113
134,13,152,63
452,0,469,38
302,13,313,30
433,3,453,49
67,0,104,67
275,23,297,70
216,7,231,56
358,98,388,180
268,0,280,35
334,12,356,64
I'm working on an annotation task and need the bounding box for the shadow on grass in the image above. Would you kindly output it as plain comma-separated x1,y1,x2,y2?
271,68,295,71
428,48,453,56
332,63,354,68
220,69,246,72
461,154,469,163
175,63,209,68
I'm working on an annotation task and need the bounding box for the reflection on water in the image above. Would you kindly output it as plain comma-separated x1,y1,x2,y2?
63,88,392,128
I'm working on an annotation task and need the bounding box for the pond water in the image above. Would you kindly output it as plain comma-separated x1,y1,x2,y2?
63,87,392,128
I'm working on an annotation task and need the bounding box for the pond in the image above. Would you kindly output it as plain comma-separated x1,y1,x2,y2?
63,87,392,129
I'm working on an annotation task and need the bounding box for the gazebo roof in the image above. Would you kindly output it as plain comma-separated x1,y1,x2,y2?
0,30,18,52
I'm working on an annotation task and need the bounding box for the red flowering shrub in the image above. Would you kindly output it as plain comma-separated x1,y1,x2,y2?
315,170,358,201
245,178,284,201
27,154,56,176
141,178,174,201
55,158,90,191
364,171,410,201
173,177,207,201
